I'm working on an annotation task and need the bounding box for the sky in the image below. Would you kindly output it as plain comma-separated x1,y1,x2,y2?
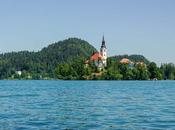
0,0,175,65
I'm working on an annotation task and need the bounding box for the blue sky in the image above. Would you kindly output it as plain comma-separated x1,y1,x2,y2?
0,0,175,64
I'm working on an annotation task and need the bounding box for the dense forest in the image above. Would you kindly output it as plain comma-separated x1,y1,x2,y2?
55,57,175,80
0,38,97,79
0,38,175,80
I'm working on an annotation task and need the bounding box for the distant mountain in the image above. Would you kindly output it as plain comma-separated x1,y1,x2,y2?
109,54,150,64
0,38,97,79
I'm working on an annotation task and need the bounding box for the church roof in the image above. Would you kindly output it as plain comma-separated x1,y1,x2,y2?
90,52,102,61
101,35,106,48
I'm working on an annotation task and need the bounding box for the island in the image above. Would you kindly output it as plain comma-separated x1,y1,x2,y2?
0,37,174,80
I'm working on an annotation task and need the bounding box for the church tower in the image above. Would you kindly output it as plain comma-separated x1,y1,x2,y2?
100,36,107,67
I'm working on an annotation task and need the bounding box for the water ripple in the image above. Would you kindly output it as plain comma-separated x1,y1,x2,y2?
0,80,175,129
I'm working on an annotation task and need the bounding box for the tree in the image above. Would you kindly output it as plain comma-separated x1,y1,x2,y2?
148,62,163,80
160,63,175,80
135,64,149,80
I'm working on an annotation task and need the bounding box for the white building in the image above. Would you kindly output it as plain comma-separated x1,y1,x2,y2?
89,36,108,68
16,71,22,76
100,36,107,67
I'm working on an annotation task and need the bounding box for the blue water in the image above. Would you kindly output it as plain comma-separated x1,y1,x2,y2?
0,81,175,130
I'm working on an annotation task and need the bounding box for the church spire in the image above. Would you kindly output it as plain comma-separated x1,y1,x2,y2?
100,35,107,67
101,35,106,48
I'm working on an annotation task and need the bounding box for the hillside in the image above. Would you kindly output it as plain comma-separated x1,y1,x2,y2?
0,38,97,79
0,37,154,80
39,38,97,64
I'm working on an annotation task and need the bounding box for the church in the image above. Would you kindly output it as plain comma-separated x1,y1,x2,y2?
88,36,107,69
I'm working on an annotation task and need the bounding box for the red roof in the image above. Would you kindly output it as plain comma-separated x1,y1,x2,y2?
120,58,131,64
90,52,102,61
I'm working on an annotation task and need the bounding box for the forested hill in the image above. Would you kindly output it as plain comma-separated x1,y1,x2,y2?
0,38,97,79
38,38,97,65
0,37,155,80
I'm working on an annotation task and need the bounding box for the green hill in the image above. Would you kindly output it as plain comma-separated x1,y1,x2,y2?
0,37,153,80
0,38,97,79
39,38,97,64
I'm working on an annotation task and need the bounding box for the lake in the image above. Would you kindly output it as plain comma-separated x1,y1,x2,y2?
0,81,175,130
